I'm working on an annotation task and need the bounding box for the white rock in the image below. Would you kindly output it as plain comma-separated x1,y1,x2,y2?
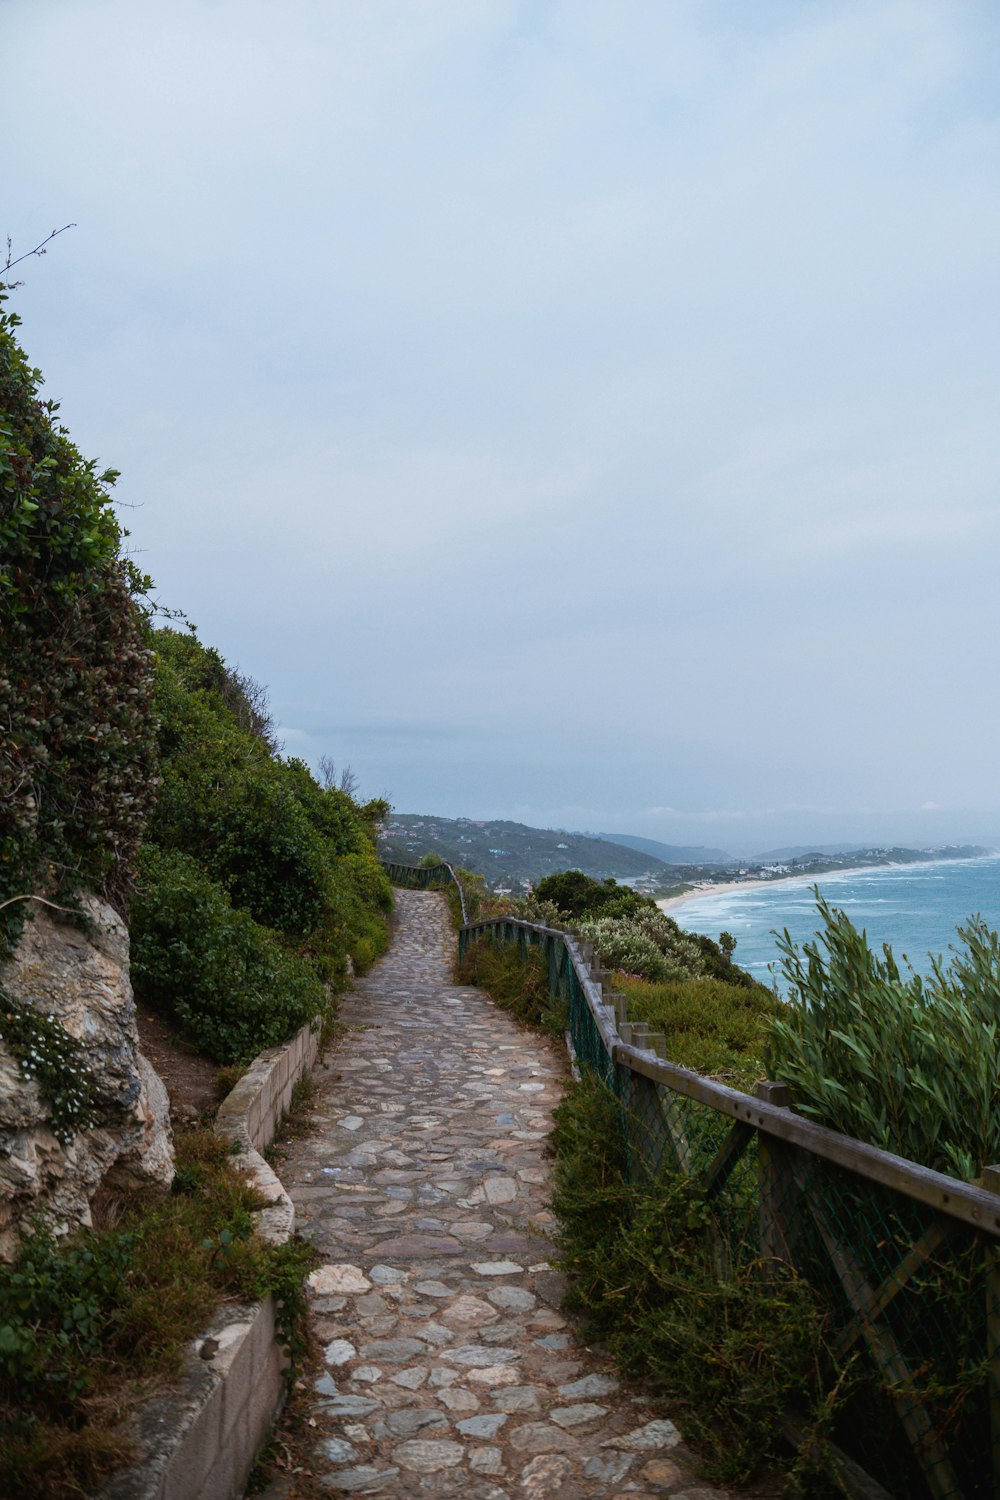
308,1263,372,1295
0,896,174,1261
325,1339,358,1366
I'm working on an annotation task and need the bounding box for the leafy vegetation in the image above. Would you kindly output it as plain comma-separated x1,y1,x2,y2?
767,894,1000,1179
0,998,102,1144
532,869,759,989
130,629,392,1062
0,288,156,959
619,974,778,1088
551,1073,838,1492
0,1130,316,1500
457,936,567,1034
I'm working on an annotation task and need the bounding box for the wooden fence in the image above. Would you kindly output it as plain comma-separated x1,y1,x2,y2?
455,912,1000,1500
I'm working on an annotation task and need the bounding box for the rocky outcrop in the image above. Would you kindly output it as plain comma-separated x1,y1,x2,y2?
0,895,174,1260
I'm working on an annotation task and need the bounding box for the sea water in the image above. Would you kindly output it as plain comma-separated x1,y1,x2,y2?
670,854,1000,988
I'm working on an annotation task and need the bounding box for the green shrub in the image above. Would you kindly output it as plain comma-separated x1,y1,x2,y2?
767,895,1000,1179
130,849,326,1064
578,913,706,983
620,974,778,1088
551,1072,837,1490
458,936,567,1034
0,1131,316,1499
0,292,156,956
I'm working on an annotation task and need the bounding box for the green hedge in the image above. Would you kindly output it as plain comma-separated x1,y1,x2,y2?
130,849,326,1064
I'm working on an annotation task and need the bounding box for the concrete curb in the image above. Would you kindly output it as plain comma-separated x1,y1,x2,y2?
98,1017,322,1500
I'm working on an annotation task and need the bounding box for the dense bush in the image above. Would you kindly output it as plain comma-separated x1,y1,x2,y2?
532,869,754,987
458,936,567,1034
0,292,156,955
767,895,1000,1179
129,630,392,1056
619,974,778,1087
551,1072,836,1490
130,849,327,1064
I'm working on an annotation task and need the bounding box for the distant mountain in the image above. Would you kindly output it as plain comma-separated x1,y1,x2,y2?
598,833,734,866
379,814,681,888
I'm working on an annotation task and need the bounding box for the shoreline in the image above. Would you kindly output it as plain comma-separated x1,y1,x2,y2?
657,869,842,914
656,854,997,916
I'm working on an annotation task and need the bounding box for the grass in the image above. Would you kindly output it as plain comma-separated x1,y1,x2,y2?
457,936,567,1034
550,1071,841,1493
617,973,780,1089
0,1130,315,1500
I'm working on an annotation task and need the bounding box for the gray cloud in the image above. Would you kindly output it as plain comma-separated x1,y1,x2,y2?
4,0,1000,850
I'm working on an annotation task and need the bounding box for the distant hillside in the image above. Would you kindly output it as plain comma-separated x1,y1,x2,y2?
379,815,677,888
751,843,873,861
599,832,734,866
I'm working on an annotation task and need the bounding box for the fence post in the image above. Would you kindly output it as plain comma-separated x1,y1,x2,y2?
983,1164,1000,1496
757,1081,796,1268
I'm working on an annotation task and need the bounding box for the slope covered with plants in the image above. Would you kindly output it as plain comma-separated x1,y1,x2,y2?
130,629,392,1063
0,288,156,958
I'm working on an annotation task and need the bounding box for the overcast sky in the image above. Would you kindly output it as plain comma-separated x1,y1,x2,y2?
5,0,1000,854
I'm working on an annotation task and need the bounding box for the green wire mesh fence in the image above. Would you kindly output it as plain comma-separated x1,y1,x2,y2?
458,913,1000,1500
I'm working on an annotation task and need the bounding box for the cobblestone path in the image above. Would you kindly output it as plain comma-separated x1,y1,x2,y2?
280,889,735,1499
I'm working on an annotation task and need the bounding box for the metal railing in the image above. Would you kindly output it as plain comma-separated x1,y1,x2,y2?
380,857,469,924
461,913,1000,1500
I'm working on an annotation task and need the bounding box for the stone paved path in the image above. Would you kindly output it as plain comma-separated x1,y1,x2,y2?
279,889,737,1499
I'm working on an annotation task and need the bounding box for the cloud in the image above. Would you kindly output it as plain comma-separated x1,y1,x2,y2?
4,0,1000,850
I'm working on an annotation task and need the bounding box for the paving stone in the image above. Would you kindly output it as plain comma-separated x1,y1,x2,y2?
519,1454,574,1497
369,1264,407,1285
358,1337,428,1362
467,1364,523,1386
439,1294,499,1327
390,1366,428,1389
550,1403,608,1428
584,1453,635,1483
472,1260,523,1276
324,1338,357,1366
309,1264,372,1296
394,1438,465,1472
437,1385,480,1412
457,1413,510,1438
447,1344,519,1367
318,1437,358,1462
485,1286,536,1311
469,1445,506,1475
491,1385,544,1413
319,1466,399,1492
608,1419,682,1452
508,1423,580,1455
373,1407,448,1437
557,1374,620,1400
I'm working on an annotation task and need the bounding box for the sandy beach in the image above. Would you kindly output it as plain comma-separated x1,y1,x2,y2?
656,866,881,916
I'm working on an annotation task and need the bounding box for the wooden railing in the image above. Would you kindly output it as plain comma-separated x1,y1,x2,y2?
380,857,468,923
461,913,1000,1500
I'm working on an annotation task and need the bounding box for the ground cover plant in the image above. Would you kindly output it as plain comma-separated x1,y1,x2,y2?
0,1130,315,1500
618,973,779,1089
457,935,567,1034
551,1072,840,1493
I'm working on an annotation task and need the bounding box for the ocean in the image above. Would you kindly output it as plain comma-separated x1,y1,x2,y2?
667,854,1000,988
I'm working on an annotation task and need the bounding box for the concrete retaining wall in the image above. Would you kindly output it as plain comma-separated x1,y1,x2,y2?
98,1017,321,1500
